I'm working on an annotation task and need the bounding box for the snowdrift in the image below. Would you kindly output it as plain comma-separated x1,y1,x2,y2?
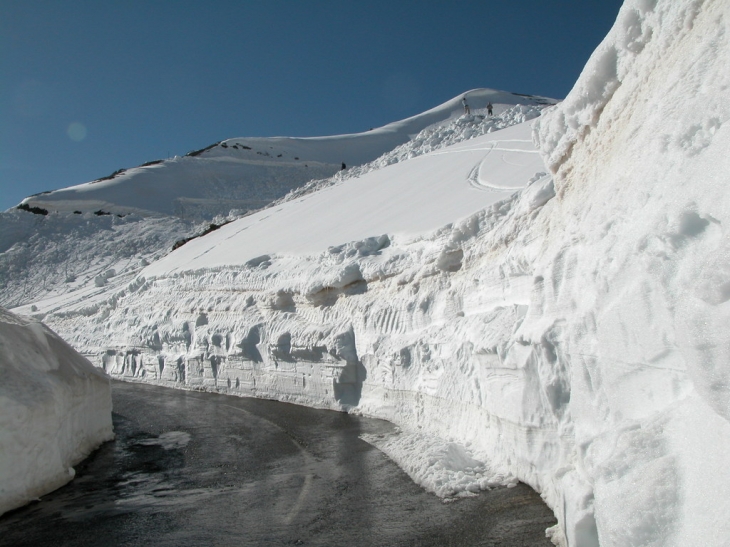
0,308,114,516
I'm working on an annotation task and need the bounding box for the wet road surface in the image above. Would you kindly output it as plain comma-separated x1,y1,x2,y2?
0,381,556,546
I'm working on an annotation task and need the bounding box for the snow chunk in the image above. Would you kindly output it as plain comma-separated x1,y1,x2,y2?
361,429,516,498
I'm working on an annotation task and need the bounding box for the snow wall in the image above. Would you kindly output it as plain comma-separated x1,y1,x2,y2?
531,0,730,544
30,0,730,545
0,308,114,516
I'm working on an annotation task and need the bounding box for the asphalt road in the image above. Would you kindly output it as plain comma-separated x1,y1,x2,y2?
0,381,556,546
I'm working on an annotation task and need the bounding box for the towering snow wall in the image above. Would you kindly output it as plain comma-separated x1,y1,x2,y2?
530,0,730,544
0,308,114,516
25,0,730,545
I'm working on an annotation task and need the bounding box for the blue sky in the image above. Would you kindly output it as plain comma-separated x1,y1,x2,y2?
1,1,623,211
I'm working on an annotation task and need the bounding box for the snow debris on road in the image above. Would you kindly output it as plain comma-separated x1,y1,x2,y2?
0,308,114,516
361,429,518,499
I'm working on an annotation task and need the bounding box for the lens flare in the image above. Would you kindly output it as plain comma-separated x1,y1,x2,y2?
67,122,87,142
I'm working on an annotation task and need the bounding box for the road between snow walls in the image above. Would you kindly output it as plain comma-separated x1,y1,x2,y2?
11,0,730,546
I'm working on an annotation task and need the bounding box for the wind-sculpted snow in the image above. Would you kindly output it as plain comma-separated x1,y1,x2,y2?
0,308,113,516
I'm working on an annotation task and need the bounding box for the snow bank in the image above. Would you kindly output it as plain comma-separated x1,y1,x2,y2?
0,308,113,516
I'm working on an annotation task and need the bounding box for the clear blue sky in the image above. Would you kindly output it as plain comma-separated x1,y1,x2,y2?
1,1,624,211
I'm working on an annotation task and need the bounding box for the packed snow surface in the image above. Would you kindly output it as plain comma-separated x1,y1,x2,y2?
5,1,730,545
143,120,545,276
0,308,114,516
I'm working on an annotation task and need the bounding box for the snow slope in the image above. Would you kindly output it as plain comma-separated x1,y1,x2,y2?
142,119,546,275
0,211,192,309
19,89,553,220
0,93,550,312
0,308,114,516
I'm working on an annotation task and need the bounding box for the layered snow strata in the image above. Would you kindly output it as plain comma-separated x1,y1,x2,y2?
0,308,114,516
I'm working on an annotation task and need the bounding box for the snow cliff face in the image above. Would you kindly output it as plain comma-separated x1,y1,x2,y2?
0,308,114,516
533,0,730,544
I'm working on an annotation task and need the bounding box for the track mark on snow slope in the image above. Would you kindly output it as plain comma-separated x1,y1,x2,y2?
466,142,502,193
468,140,540,192
188,225,250,264
467,161,522,193
467,164,503,192
428,139,537,158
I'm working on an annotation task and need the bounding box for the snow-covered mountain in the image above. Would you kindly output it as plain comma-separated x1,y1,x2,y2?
17,89,553,220
0,91,550,310
4,0,730,545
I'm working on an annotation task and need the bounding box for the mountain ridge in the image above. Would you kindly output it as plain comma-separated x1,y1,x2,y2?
16,89,555,220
